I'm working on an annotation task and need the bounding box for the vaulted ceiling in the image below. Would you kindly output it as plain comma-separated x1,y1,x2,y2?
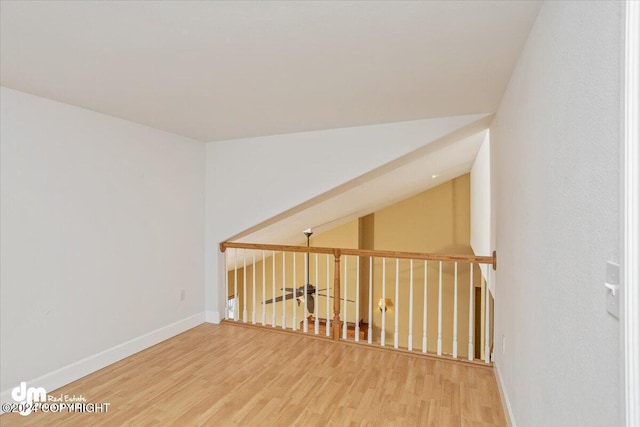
2,1,541,252
1,1,541,142
231,115,492,246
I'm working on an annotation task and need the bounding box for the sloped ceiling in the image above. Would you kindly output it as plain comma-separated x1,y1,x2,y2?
1,1,541,142
224,116,491,267
236,129,488,244
1,2,535,264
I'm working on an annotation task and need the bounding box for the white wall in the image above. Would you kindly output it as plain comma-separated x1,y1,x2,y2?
490,2,622,426
470,131,491,286
0,88,205,396
204,114,489,319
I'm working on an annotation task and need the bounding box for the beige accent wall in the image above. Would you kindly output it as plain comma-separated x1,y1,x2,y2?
374,175,471,253
368,175,483,354
226,174,487,357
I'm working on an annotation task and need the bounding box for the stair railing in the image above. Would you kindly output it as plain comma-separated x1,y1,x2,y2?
220,242,496,363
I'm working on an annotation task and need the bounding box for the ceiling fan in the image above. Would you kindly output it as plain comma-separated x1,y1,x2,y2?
262,229,355,315
263,283,357,315
263,283,332,315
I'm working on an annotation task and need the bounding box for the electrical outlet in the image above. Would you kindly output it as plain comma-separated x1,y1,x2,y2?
180,289,186,302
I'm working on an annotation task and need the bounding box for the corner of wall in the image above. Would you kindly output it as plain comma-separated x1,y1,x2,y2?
0,312,205,414
206,311,221,324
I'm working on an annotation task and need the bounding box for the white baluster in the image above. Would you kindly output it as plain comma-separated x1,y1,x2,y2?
394,258,399,349
303,251,308,333
326,254,330,337
408,259,413,351
282,252,286,329
343,256,348,340
243,249,247,323
225,250,229,319
261,251,266,326
292,253,297,331
252,251,256,324
381,258,386,347
355,256,360,342
468,263,474,361
272,251,276,328
368,256,373,344
423,260,428,353
453,261,458,359
437,261,443,355
484,274,491,364
315,253,319,335
234,249,238,322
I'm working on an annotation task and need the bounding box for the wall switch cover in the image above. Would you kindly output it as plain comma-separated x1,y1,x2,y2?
606,261,620,318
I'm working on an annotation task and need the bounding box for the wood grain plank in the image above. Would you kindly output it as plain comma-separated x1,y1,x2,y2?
1,323,506,426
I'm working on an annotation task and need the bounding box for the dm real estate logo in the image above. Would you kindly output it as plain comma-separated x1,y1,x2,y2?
11,382,46,416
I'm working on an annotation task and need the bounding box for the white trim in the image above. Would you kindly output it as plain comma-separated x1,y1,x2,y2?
0,312,204,412
494,363,516,427
623,1,640,426
206,310,221,324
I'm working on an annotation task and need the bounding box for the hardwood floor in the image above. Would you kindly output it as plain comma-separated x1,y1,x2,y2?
1,322,506,426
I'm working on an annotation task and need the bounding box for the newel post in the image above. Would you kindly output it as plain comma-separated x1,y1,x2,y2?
332,249,342,340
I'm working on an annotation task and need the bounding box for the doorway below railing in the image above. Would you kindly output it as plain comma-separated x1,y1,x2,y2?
220,242,496,364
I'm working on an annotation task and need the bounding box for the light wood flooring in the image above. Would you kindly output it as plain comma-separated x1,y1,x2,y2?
1,322,506,426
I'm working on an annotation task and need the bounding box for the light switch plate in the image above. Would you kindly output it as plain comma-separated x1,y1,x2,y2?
606,261,620,318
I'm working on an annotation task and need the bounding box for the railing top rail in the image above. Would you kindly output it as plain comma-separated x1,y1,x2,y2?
220,241,496,268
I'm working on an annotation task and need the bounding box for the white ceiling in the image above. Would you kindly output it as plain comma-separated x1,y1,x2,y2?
1,1,540,142
2,1,537,263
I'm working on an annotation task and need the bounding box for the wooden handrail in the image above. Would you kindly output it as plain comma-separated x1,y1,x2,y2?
220,241,496,267
221,241,334,255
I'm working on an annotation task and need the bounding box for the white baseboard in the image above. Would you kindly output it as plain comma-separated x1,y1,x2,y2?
0,312,204,411
494,363,516,427
205,310,221,323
